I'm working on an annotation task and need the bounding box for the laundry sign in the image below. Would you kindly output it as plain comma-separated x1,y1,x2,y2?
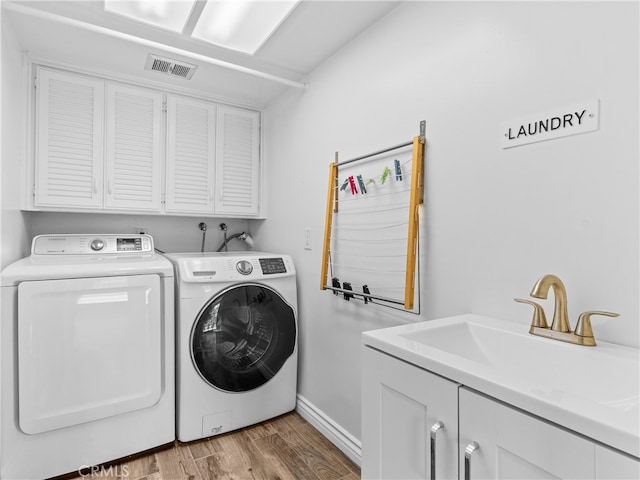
500,99,599,149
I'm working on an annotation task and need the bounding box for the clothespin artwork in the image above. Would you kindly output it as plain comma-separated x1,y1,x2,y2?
394,159,403,181
339,178,349,191
381,166,391,184
357,175,367,194
348,176,358,194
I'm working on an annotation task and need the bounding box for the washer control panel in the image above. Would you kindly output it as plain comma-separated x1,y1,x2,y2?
32,234,154,255
259,258,287,275
175,254,295,282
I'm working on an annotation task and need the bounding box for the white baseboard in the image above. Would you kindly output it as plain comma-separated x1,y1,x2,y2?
295,394,362,467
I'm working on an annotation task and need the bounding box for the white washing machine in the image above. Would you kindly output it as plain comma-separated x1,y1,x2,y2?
165,252,298,442
0,234,175,479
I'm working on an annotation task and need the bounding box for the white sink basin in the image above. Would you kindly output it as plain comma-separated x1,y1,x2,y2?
398,320,639,410
362,314,640,458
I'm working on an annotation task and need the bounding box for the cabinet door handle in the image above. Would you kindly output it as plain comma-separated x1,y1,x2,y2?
93,178,98,194
464,441,480,480
429,421,445,480
107,180,113,195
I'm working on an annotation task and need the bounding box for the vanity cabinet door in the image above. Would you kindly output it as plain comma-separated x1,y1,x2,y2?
595,445,640,479
362,347,459,480
459,388,595,480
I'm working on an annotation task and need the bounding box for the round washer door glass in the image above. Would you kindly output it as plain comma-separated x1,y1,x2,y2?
191,284,296,392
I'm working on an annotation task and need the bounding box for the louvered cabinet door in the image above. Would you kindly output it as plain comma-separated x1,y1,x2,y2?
165,95,216,214
105,84,163,211
35,68,104,208
215,106,261,216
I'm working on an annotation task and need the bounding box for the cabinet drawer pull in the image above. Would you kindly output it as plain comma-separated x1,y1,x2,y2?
464,441,480,480
429,421,445,480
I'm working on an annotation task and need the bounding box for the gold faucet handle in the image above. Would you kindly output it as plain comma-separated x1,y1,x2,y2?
514,298,548,328
575,311,619,338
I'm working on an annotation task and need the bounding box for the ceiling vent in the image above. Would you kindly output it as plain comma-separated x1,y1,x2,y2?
145,54,198,80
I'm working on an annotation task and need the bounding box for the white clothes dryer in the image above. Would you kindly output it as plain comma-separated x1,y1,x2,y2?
165,252,298,442
0,234,175,480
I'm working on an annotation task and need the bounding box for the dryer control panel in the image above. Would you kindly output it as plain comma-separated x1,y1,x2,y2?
32,234,154,255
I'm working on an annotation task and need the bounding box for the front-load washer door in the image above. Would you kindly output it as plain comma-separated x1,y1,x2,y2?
191,283,296,393
17,275,162,434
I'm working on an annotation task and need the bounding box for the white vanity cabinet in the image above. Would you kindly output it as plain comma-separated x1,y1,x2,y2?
362,347,640,480
361,347,459,480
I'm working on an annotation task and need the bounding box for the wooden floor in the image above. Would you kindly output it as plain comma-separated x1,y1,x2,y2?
63,412,360,480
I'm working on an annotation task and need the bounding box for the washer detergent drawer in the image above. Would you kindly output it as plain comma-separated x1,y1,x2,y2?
17,274,162,434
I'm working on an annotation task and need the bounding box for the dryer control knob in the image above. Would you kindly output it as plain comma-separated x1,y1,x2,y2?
90,238,105,251
236,260,253,275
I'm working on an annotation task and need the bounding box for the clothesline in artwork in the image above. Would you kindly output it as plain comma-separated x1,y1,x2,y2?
320,121,425,312
337,158,411,196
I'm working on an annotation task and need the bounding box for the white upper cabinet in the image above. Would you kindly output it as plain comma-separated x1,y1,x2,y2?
215,105,260,216
105,84,163,211
30,65,263,218
35,68,104,208
165,95,216,214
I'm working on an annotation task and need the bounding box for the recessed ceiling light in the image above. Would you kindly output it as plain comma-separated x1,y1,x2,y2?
104,0,197,33
191,0,300,55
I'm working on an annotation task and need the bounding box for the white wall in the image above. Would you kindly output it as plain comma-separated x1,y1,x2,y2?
256,1,639,447
1,8,32,269
29,212,252,254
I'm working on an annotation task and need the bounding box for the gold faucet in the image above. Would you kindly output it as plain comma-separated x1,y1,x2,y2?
515,274,618,346
530,274,570,333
